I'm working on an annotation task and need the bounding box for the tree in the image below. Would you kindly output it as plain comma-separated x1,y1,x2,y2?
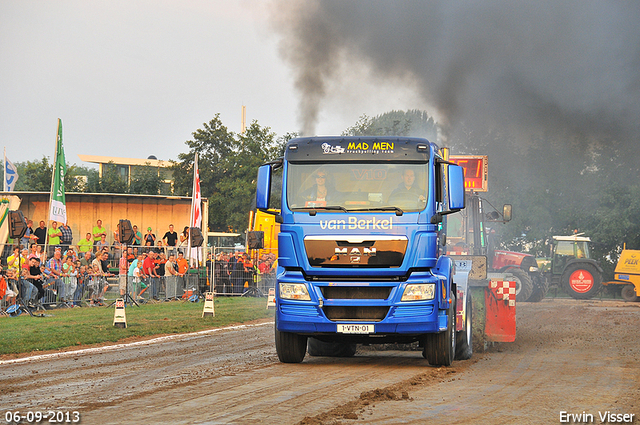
99,161,128,194
14,157,53,191
12,158,101,193
129,163,163,195
172,115,284,233
343,110,438,139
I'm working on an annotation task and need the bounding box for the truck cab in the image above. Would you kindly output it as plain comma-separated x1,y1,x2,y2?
255,137,466,365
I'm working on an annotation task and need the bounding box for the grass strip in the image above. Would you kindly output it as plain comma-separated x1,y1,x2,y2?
0,297,274,355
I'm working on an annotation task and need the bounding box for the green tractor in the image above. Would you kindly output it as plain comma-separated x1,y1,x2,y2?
537,234,603,299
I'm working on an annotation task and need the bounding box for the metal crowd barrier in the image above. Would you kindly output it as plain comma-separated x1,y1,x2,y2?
209,246,276,297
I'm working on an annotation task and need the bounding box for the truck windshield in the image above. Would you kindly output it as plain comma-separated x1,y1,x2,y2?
287,163,429,212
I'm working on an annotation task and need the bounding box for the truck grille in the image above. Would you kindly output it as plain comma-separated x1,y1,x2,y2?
322,306,390,322
320,286,392,300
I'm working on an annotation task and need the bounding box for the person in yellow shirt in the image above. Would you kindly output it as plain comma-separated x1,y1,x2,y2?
47,221,63,257
92,219,107,244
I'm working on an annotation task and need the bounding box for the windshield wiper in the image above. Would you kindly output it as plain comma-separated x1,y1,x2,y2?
304,205,350,216
349,206,404,216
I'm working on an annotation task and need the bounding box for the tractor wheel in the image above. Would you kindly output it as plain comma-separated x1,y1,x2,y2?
455,294,473,360
275,321,307,363
561,263,602,300
527,274,549,303
307,338,357,357
423,291,456,366
621,284,638,302
507,268,534,302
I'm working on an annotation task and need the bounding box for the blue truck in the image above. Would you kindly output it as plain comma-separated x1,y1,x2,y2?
255,136,468,365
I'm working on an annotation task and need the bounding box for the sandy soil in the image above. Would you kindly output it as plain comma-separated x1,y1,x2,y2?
1,299,638,425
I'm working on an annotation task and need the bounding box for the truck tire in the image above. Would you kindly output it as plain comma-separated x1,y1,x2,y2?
562,263,602,300
455,294,473,360
275,321,307,363
527,274,549,303
506,268,533,302
307,338,357,357
423,291,456,366
621,284,638,302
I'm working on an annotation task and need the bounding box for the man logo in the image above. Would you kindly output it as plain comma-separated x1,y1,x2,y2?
335,246,376,257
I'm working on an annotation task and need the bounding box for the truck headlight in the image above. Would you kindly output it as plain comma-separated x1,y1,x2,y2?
279,283,311,301
401,284,435,301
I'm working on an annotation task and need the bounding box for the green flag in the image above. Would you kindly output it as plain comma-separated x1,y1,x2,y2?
49,118,67,224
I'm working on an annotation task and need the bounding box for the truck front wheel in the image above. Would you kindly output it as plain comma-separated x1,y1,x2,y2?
275,321,307,363
423,291,456,366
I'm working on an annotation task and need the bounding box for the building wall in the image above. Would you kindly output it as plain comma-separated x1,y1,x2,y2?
6,192,207,246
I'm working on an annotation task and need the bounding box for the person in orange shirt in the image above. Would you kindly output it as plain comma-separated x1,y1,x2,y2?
176,252,189,295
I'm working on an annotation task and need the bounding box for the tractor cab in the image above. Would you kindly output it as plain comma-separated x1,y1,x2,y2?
551,235,592,275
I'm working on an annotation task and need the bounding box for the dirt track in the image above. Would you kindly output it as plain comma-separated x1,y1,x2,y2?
1,299,639,424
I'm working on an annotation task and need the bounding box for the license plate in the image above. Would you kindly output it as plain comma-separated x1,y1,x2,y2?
337,324,374,334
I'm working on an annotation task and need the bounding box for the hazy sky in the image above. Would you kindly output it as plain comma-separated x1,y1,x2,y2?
1,0,426,165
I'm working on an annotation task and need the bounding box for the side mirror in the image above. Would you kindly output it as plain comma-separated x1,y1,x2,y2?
503,204,512,222
448,164,465,211
256,164,272,210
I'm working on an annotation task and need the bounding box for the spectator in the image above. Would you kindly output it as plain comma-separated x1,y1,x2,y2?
35,244,46,264
21,219,37,250
92,219,107,245
90,251,111,305
33,220,47,247
77,232,93,256
95,234,109,253
214,252,231,294
165,253,179,299
176,251,189,294
134,260,146,299
24,257,45,305
118,249,128,300
59,222,73,252
7,247,26,275
47,221,62,257
125,247,135,264
45,249,65,303
62,256,77,304
128,253,143,299
144,227,156,246
64,247,78,263
179,226,189,254
132,225,143,246
1,265,17,308
155,251,167,298
143,250,160,300
80,251,93,269
162,224,178,256
28,243,39,260
75,265,89,306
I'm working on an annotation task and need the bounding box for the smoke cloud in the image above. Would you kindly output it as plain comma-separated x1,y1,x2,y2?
270,1,640,145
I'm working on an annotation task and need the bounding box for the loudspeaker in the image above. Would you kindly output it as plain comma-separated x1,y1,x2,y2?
9,210,27,240
118,219,134,244
247,231,264,250
190,227,204,247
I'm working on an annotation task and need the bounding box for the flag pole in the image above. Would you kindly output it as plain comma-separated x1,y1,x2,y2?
44,120,61,258
187,153,197,265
